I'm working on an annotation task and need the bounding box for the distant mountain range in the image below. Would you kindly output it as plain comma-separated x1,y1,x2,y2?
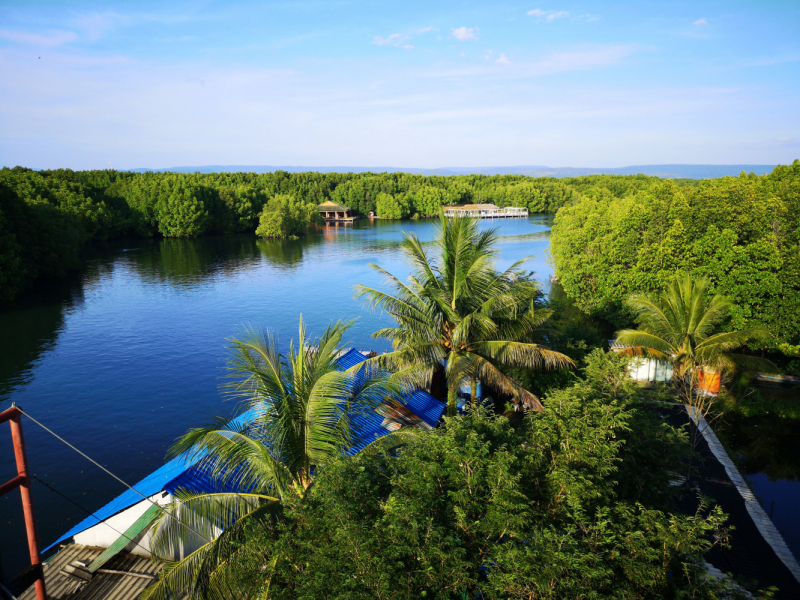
130,164,779,179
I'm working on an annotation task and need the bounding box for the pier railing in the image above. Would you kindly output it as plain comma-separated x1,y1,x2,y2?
442,206,529,218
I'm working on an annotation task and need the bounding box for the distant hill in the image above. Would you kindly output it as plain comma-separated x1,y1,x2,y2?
129,164,779,179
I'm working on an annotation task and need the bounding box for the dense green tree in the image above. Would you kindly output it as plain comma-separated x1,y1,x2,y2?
405,185,452,217
550,162,800,346
217,185,262,233
156,180,210,237
0,173,87,300
356,214,572,415
375,192,409,219
221,357,746,599
255,193,321,238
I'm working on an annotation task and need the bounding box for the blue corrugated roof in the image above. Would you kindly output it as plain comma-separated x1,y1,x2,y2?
337,349,445,428
44,349,444,553
43,409,258,553
43,453,194,552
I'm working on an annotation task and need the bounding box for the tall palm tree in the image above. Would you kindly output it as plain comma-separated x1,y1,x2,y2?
141,318,414,600
355,213,573,415
614,274,774,448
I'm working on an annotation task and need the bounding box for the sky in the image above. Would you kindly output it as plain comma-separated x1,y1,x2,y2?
1,0,799,170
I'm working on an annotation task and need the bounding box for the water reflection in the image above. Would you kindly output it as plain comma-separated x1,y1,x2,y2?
0,216,555,577
718,413,800,482
125,236,263,286
716,410,800,557
0,270,90,403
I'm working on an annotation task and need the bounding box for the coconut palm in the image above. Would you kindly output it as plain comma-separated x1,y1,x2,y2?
614,274,774,449
141,318,414,600
615,274,773,380
355,213,573,415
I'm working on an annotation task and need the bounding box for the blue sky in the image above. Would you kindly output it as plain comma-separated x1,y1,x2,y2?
1,1,798,169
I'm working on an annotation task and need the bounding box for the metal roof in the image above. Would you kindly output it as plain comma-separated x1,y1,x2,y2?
42,454,193,553
42,409,256,553
19,544,161,600
44,350,444,553
337,349,444,428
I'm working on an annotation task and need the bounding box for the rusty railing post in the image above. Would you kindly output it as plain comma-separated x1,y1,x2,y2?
1,406,46,600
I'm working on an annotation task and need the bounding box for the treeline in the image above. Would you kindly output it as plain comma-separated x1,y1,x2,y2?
2,166,665,303
550,160,800,347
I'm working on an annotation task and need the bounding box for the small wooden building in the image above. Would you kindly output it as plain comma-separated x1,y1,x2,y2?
318,200,355,222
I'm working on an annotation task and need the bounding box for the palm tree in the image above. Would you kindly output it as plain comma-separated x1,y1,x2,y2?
142,318,414,600
614,274,773,447
355,213,573,415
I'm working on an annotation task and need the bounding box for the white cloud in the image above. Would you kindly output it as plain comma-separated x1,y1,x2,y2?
496,53,511,65
527,9,569,22
0,29,78,47
461,51,466,58
0,45,787,169
693,18,708,26
451,27,478,41
373,33,412,48
418,26,438,33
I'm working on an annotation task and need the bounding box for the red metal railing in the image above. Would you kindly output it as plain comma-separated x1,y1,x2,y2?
0,405,46,600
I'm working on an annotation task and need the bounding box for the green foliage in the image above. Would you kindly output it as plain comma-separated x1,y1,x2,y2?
405,184,453,217
142,319,413,600
156,180,210,237
550,161,800,347
375,192,409,219
355,214,573,414
255,193,321,238
216,185,262,233
230,378,742,599
0,172,87,301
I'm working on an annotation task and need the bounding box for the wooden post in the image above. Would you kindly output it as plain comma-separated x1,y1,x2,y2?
0,406,46,600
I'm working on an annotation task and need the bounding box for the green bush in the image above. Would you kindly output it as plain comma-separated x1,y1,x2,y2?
375,192,409,220
256,193,321,238
156,180,210,237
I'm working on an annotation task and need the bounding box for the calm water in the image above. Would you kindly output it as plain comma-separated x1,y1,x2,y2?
1,215,798,578
716,412,800,561
0,216,554,576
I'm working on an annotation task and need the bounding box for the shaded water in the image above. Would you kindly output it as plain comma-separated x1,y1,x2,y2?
715,412,800,558
0,216,554,576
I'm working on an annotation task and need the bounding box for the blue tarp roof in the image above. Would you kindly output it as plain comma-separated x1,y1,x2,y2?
44,349,444,553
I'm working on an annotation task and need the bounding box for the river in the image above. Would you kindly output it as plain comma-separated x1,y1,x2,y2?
0,216,553,576
0,214,797,578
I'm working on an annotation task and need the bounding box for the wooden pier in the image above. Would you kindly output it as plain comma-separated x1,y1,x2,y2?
318,200,358,222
